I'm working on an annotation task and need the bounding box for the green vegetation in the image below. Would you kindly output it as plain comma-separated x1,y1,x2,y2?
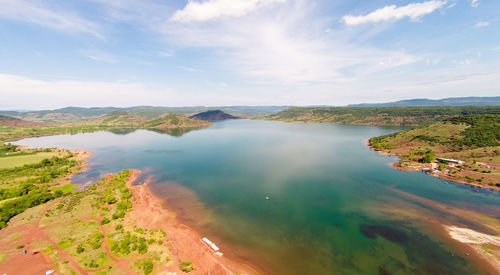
0,147,80,228
446,115,500,147
135,259,154,275
264,106,500,126
0,151,62,169
0,124,118,143
9,170,173,272
0,143,18,154
143,113,208,129
0,253,7,264
369,114,500,186
180,261,194,273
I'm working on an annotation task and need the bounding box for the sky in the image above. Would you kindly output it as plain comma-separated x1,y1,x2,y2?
0,0,499,109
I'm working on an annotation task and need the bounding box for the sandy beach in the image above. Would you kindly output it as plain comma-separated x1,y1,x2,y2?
446,226,500,273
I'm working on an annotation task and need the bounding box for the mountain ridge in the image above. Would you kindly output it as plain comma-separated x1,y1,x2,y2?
348,96,500,107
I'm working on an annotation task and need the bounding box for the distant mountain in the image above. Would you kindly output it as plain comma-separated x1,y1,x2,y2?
348,96,500,107
189,110,239,121
0,115,42,127
0,106,289,122
67,111,148,127
264,106,500,127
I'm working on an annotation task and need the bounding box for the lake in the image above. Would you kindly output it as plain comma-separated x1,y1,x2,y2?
15,120,500,274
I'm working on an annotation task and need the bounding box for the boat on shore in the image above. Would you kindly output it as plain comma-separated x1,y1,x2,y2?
202,237,220,252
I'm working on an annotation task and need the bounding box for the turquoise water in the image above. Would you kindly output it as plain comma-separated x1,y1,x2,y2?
16,120,500,274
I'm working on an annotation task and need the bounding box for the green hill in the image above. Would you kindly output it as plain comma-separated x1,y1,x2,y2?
369,114,500,187
264,106,500,126
143,114,212,130
69,111,148,127
348,96,500,107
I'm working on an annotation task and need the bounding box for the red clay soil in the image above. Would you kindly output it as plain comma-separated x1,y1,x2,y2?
0,174,138,275
126,170,259,275
0,169,258,275
0,199,86,275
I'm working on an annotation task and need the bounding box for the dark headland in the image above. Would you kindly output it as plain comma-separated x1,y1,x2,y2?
189,110,240,121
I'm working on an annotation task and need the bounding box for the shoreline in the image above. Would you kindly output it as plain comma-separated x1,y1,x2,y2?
445,225,500,272
3,142,260,273
126,171,260,274
364,139,500,191
367,140,500,272
147,179,269,274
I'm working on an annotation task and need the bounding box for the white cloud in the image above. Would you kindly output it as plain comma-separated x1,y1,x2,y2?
178,66,201,72
452,51,481,66
471,0,480,7
426,58,440,65
0,0,102,38
159,50,174,57
79,49,117,63
170,0,287,22
161,1,419,84
445,3,456,9
475,21,489,27
342,0,447,25
0,73,284,108
0,73,217,109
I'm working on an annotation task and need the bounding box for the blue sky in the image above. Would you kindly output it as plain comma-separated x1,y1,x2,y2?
0,0,499,109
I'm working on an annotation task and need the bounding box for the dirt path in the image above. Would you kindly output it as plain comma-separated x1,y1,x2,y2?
0,199,88,275
1,169,259,275
97,216,136,274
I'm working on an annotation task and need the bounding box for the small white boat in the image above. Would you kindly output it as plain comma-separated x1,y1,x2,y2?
202,237,220,252
265,196,270,200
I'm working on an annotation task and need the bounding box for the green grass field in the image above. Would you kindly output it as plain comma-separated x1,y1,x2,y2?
0,152,61,169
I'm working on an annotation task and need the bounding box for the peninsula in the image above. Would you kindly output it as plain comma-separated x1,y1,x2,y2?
368,114,500,189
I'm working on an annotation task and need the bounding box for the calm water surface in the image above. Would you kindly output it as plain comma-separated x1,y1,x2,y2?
16,120,500,274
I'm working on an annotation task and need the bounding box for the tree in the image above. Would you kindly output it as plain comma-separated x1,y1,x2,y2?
422,150,434,163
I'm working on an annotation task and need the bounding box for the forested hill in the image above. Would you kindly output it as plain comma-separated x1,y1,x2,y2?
348,96,500,107
189,110,239,121
263,106,500,126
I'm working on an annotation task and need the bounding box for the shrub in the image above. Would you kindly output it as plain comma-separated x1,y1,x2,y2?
138,242,148,254
143,260,153,275
422,150,434,163
100,218,110,225
180,261,194,273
